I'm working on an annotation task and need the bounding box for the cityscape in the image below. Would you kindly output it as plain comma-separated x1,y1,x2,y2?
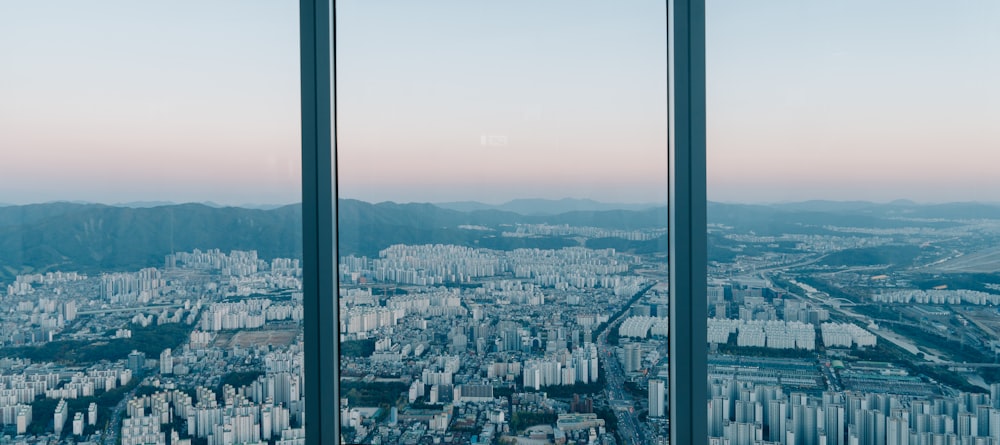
0,244,305,445
3,1,996,444
3,199,1000,445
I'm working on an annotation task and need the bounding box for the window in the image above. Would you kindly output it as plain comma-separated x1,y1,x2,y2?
1,2,304,444
328,1,676,444
0,1,711,444
303,0,703,437
706,2,999,445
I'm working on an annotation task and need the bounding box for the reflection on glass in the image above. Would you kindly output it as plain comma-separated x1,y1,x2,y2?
336,1,669,443
708,1,1000,444
0,2,303,444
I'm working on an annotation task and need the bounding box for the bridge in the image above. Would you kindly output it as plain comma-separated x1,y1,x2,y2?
829,297,857,307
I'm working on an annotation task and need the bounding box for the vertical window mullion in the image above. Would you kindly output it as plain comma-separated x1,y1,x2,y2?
669,0,707,444
300,0,338,443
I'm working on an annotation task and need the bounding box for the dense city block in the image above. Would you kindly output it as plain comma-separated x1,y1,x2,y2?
6,200,1000,445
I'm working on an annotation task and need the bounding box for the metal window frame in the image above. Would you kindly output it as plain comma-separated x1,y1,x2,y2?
301,1,338,444
669,0,707,444
301,0,706,442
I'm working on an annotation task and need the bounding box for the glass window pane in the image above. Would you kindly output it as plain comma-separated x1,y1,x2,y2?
335,1,669,443
708,1,1000,444
0,2,303,443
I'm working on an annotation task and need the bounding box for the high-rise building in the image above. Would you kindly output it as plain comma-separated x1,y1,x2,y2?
887,416,909,445
976,404,991,437
128,350,146,374
710,396,727,437
160,348,173,375
88,403,98,426
992,384,1000,410
53,399,67,435
791,404,819,445
990,409,1000,442
649,379,666,418
825,404,845,445
958,412,977,438
72,412,84,436
767,399,787,443
624,343,642,373
715,303,728,319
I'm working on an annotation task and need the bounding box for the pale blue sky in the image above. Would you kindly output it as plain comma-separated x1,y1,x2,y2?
335,0,668,204
0,1,301,205
708,0,1000,203
1,1,996,205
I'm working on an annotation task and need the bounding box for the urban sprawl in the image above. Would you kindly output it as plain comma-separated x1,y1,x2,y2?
5,215,1000,445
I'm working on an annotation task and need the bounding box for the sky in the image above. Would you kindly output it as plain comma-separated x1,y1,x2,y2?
335,1,669,204
1,1,997,206
707,0,1000,204
0,1,301,206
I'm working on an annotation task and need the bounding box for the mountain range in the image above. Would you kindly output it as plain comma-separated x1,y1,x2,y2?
0,203,302,283
3,198,1000,284
434,198,663,215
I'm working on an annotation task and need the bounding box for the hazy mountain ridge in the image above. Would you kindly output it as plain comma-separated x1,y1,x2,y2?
0,202,115,228
2,199,997,284
0,204,303,283
707,201,972,236
766,200,1000,219
340,199,668,232
435,198,663,215
337,199,664,257
0,200,665,283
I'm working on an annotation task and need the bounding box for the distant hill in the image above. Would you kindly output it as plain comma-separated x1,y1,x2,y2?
768,200,1000,220
112,201,179,208
436,198,662,215
0,203,302,283
769,200,886,213
707,201,964,236
431,201,496,212
0,200,669,283
5,198,988,285
337,199,666,257
899,202,1000,220
0,202,105,228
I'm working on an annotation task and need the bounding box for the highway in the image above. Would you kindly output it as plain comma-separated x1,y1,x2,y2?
101,385,138,445
597,304,651,444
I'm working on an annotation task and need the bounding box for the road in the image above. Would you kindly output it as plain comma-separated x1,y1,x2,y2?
101,385,139,445
597,305,650,445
